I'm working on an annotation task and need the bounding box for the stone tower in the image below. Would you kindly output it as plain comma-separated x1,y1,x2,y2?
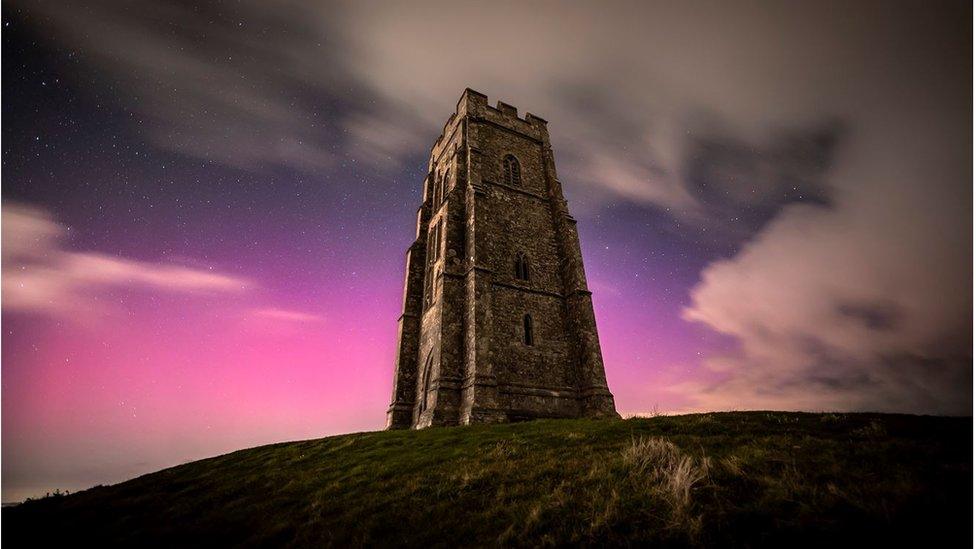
386,89,618,429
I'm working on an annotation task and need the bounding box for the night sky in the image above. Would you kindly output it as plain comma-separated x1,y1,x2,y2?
2,1,971,502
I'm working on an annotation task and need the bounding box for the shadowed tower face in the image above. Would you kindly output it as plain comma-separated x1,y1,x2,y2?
387,89,618,429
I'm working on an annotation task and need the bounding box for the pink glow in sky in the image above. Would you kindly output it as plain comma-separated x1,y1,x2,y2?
1,202,722,502
2,190,737,503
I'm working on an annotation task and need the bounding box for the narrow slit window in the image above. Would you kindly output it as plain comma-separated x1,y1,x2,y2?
523,314,534,346
515,252,529,281
504,155,521,186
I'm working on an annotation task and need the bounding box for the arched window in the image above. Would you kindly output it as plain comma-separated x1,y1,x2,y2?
514,252,529,281
523,314,534,346
503,155,521,186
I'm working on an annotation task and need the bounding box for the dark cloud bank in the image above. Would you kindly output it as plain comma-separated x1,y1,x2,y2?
20,0,972,414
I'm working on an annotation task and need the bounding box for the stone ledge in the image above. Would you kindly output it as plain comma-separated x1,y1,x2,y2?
491,280,563,299
482,178,550,202
497,383,579,398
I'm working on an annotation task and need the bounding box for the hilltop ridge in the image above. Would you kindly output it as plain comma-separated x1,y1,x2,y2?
3,412,971,547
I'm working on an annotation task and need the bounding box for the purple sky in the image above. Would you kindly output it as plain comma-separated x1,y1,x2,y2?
2,0,971,502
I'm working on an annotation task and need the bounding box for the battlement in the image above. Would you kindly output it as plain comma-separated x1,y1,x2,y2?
429,88,549,161
428,88,549,165
456,88,548,127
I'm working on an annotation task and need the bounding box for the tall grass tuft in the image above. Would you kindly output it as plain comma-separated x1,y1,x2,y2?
620,436,709,535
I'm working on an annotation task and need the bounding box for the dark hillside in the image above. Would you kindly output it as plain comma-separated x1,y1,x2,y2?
3,412,971,547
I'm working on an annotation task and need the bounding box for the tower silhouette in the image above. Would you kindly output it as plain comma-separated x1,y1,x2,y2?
387,89,618,429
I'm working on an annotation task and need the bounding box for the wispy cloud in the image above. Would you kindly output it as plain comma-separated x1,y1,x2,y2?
251,308,324,323
24,0,848,219
2,203,251,318
27,0,346,173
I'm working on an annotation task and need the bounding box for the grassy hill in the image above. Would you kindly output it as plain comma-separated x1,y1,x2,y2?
3,412,971,547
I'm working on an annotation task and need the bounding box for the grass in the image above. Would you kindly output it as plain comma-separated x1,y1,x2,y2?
3,412,971,547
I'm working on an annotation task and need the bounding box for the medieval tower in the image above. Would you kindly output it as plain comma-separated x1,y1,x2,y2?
387,89,618,429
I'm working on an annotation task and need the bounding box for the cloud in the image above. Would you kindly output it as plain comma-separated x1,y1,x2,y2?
572,149,699,213
26,0,349,173
22,0,968,220
343,111,428,169
324,0,894,232
251,308,323,323
681,101,972,414
674,0,972,414
2,203,250,318
23,0,853,218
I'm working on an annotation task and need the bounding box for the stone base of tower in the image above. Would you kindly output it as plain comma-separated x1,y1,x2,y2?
386,403,414,430
460,406,508,425
414,404,462,429
403,392,620,427
458,377,508,425
580,387,621,419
